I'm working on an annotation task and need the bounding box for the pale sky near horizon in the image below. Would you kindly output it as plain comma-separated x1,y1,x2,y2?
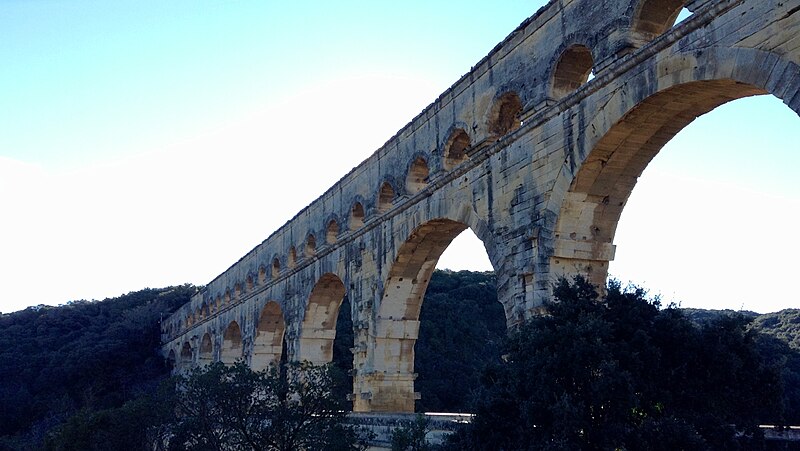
1,1,798,314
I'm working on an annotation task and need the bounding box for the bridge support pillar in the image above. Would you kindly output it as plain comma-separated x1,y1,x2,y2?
549,236,615,292
352,372,419,413
549,255,612,292
297,333,336,366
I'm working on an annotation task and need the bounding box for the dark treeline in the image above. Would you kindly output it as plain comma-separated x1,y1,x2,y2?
443,278,800,450
0,285,196,449
412,270,506,413
1,273,799,449
408,270,800,420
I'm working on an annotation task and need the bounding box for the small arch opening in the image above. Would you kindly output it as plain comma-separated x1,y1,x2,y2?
224,289,231,306
444,129,471,170
246,275,254,291
306,234,317,257
350,202,365,230
489,92,523,137
234,283,242,300
288,246,297,268
326,220,339,245
272,258,281,278
552,45,594,100
633,0,687,36
406,157,430,195
378,182,396,213
258,266,267,284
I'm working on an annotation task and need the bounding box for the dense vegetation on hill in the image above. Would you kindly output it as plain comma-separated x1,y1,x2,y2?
0,273,797,450
684,307,800,350
445,278,799,450
753,309,800,351
683,307,800,426
413,270,506,413
413,276,800,418
0,285,196,449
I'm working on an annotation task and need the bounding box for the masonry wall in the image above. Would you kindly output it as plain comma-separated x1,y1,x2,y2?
163,0,800,413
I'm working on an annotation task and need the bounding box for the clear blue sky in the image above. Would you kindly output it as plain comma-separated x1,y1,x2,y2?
1,1,797,313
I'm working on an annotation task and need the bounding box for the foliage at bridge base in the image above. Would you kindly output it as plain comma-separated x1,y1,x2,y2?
43,361,368,451
167,361,367,451
444,277,790,451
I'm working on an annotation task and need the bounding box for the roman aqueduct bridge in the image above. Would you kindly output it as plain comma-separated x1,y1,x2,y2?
162,0,800,413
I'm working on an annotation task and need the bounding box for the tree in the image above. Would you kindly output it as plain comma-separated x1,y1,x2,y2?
168,361,367,451
447,277,786,450
43,385,176,451
414,270,506,413
390,415,434,451
0,285,196,449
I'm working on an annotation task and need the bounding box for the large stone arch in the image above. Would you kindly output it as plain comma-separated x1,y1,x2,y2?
298,273,347,365
381,199,502,281
355,216,500,413
220,321,243,365
179,341,193,370
544,47,800,294
198,332,213,366
252,301,286,370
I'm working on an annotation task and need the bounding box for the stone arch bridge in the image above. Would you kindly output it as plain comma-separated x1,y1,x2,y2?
162,0,800,413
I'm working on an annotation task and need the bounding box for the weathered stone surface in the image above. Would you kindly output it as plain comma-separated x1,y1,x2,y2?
162,0,800,413
346,413,472,450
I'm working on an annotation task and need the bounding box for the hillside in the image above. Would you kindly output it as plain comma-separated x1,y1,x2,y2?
683,308,800,348
1,274,798,449
0,285,196,449
414,270,506,413
754,309,800,351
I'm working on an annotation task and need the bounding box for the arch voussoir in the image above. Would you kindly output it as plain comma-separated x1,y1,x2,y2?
542,46,799,305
